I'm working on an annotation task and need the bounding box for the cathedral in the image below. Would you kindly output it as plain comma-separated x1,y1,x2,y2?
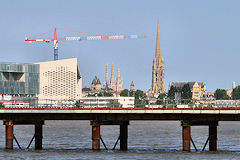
103,63,123,94
149,24,165,96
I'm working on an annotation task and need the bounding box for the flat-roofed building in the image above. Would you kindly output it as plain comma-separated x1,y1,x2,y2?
35,58,82,101
0,62,39,96
80,97,134,108
0,62,39,107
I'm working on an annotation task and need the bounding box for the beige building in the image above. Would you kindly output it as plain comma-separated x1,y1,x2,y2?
225,89,232,98
200,92,215,104
149,24,165,96
169,81,206,100
232,81,236,89
35,58,82,100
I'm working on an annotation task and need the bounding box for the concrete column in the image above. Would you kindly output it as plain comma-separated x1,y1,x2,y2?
35,124,43,150
182,121,191,152
209,124,217,151
120,124,128,150
91,121,100,150
5,121,14,149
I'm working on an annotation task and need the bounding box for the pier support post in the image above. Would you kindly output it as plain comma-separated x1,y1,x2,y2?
181,121,191,152
5,120,14,149
35,124,43,150
91,121,100,150
120,121,128,150
209,122,218,151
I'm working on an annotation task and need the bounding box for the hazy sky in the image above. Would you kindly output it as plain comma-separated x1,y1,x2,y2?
0,0,240,92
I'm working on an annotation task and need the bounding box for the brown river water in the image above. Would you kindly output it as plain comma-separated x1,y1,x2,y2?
0,121,240,159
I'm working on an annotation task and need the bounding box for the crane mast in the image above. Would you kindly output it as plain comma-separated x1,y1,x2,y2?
53,28,58,60
25,28,146,60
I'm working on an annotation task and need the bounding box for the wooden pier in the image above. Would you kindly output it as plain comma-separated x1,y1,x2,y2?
0,107,240,151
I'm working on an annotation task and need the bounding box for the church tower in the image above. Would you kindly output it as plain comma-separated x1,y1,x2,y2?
130,81,135,91
110,63,115,90
103,64,110,88
116,69,123,93
150,24,165,94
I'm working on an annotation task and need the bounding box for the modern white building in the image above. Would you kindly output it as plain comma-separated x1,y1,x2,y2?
35,58,82,101
215,100,240,108
80,97,135,108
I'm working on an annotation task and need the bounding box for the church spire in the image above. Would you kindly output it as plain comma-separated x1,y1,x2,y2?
117,68,120,78
111,63,114,81
150,23,165,94
110,63,115,89
116,68,122,93
105,64,109,83
103,63,109,89
155,23,161,58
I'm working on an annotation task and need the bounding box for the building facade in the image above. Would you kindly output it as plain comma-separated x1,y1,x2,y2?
169,81,206,100
0,62,39,96
80,97,134,108
233,81,236,89
35,58,82,100
149,24,165,96
215,100,239,108
0,62,39,107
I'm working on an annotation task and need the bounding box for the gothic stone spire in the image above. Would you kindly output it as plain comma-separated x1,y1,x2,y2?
110,63,115,89
103,64,110,88
105,64,109,82
155,23,161,58
151,24,165,94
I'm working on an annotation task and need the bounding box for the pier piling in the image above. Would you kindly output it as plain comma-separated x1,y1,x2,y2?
120,122,128,150
182,121,191,152
209,123,218,151
5,120,14,149
35,124,43,150
91,121,101,150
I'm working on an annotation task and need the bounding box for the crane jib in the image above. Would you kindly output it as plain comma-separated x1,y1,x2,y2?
25,27,146,61
64,35,145,41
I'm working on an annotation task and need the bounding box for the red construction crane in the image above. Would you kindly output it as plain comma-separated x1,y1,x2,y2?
25,28,147,60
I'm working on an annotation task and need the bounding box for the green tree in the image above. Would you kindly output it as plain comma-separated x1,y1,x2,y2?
107,100,122,108
75,101,81,108
120,89,134,97
120,89,129,96
87,91,113,97
181,84,192,99
232,86,240,100
134,90,147,108
0,103,4,107
214,89,230,100
181,84,192,103
168,86,178,99
120,89,147,108
156,93,167,105
97,91,113,97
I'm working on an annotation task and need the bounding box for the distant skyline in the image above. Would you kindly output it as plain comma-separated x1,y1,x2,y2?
1,0,240,92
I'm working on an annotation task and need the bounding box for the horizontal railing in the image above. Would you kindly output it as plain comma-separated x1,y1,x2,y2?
0,107,240,110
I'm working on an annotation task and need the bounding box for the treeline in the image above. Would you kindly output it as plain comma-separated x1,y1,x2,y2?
215,86,240,100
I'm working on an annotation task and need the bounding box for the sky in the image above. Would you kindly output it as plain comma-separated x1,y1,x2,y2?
0,0,240,92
